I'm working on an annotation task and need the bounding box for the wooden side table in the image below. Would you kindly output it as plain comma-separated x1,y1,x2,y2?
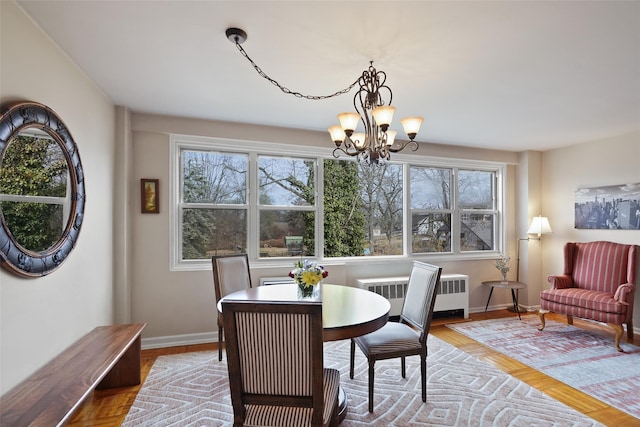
482,281,527,320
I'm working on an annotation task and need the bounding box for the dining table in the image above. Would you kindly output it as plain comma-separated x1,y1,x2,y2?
218,283,391,421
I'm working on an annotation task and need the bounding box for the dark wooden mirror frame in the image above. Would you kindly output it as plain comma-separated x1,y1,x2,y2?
0,101,85,278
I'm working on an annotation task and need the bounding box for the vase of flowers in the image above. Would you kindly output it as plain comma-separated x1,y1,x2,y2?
289,259,328,300
495,255,511,283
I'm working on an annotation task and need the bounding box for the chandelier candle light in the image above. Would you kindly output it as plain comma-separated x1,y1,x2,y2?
289,259,328,300
225,27,424,165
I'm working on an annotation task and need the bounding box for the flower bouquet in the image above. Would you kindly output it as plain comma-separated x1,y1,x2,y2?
495,255,511,282
289,259,328,299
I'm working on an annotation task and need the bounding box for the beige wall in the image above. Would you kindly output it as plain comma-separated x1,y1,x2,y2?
128,113,522,346
0,1,116,394
126,118,639,347
541,131,640,326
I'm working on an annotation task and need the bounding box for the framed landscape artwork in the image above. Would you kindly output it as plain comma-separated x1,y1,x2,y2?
575,183,640,230
141,179,159,214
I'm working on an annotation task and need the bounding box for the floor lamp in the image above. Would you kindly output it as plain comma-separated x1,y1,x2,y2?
516,215,552,282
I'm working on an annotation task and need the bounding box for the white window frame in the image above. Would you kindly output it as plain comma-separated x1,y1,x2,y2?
256,154,319,258
170,134,507,271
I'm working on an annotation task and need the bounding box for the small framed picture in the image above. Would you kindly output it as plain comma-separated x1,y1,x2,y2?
141,179,159,214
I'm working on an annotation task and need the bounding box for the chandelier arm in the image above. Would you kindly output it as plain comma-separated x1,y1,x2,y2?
333,146,361,158
388,140,419,153
232,39,359,100
378,84,393,107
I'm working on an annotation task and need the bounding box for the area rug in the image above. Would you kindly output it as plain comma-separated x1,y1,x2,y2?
123,336,602,426
448,316,640,420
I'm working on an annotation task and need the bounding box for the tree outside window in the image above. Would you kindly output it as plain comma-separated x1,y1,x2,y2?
180,150,247,259
173,137,504,267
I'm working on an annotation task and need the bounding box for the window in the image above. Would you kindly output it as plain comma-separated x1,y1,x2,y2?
179,149,248,260
410,167,452,253
171,136,505,270
410,166,498,254
458,169,497,252
258,156,316,258
323,159,403,257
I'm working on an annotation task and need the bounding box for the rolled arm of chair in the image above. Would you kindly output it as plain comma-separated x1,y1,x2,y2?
547,274,574,289
614,283,636,303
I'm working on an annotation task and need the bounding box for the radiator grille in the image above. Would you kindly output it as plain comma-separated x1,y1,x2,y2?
259,277,295,286
372,282,408,300
356,274,469,318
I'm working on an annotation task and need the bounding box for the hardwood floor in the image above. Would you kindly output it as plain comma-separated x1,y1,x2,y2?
67,310,638,426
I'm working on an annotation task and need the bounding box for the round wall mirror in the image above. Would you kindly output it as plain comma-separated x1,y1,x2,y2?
0,101,85,277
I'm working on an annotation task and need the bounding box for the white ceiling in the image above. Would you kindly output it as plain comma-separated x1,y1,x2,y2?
15,0,640,152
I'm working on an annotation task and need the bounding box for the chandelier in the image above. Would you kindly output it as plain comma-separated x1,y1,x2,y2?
327,62,423,164
226,28,423,164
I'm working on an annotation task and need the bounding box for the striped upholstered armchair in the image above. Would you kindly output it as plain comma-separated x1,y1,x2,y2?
538,241,638,352
222,300,340,427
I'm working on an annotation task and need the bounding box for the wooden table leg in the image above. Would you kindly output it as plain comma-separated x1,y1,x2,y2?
484,286,494,312
510,289,522,320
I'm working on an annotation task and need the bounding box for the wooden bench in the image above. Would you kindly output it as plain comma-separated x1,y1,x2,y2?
0,323,146,426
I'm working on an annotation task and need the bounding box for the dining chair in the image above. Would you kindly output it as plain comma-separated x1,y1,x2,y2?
222,300,341,427
350,261,442,412
212,254,252,361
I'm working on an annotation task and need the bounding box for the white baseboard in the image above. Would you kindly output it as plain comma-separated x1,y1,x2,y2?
141,305,545,349
142,331,219,350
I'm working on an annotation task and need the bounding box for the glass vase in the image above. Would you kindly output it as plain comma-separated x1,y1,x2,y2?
297,282,320,301
501,271,508,283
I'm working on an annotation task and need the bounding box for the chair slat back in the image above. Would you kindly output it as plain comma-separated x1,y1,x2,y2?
400,261,442,343
222,300,325,424
236,311,313,396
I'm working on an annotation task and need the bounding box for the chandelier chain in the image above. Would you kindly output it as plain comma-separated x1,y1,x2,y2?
233,40,359,100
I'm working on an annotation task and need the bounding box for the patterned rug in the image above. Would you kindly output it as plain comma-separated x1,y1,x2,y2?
448,316,640,420
123,336,602,426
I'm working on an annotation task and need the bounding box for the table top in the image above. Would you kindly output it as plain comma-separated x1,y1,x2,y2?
482,280,527,290
218,284,390,341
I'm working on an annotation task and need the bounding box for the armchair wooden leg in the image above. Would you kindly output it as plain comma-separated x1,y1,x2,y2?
608,323,624,352
349,339,355,379
218,326,224,361
538,309,548,331
401,356,406,378
627,321,634,339
566,314,573,325
368,360,375,413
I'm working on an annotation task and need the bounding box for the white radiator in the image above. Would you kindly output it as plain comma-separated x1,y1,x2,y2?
260,277,295,286
355,274,469,318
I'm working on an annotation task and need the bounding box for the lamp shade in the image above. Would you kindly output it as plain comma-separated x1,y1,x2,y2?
384,130,397,147
328,125,345,144
400,116,424,139
338,112,361,133
371,105,396,127
527,216,552,236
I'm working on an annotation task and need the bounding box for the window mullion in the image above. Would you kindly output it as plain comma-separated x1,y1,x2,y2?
248,152,258,260
451,168,459,253
316,159,323,258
